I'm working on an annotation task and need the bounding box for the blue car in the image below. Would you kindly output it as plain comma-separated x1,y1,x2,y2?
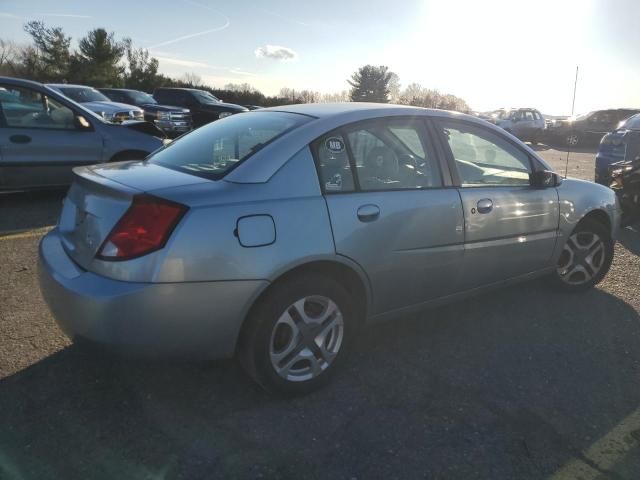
38,103,620,394
595,113,640,185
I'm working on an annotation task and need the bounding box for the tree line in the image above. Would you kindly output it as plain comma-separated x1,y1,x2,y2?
0,22,470,111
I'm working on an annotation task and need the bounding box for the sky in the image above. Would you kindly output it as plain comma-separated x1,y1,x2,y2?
1,0,640,114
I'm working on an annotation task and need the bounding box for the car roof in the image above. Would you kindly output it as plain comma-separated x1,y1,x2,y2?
259,102,456,119
99,88,138,93
47,84,97,89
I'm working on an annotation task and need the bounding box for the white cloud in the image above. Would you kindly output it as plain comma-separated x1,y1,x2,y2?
154,55,212,69
254,45,298,61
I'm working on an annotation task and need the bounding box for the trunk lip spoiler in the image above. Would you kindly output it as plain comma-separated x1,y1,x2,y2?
72,165,143,195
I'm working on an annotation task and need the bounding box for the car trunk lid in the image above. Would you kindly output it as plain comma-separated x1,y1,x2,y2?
59,168,140,269
59,162,208,269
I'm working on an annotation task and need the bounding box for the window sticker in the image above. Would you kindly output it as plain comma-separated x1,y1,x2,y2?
325,137,345,154
325,173,343,191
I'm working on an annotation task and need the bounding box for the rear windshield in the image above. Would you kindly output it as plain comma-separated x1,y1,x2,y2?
148,111,311,179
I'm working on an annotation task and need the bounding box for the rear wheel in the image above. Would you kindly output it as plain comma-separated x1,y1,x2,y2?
551,219,613,292
237,273,357,395
565,132,581,148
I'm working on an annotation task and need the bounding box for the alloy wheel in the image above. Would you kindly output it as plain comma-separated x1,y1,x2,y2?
269,296,344,382
566,133,579,147
557,231,606,285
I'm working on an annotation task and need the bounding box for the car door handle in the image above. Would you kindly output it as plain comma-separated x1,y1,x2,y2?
357,204,380,222
9,135,32,144
477,198,493,214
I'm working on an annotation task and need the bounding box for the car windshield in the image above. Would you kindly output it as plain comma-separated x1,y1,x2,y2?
59,87,110,103
493,110,516,120
619,113,640,130
128,91,157,105
148,111,310,179
192,90,220,104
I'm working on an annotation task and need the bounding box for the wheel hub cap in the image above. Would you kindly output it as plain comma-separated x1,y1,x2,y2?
269,296,344,382
557,231,605,285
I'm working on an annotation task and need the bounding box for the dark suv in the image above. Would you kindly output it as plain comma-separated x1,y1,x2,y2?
100,88,192,137
153,88,247,128
547,108,640,147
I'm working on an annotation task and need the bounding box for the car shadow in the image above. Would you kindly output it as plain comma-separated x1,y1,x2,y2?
0,189,66,234
538,141,599,155
1,282,639,479
618,223,640,256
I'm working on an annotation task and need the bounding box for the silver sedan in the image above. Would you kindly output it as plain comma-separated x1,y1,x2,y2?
38,103,620,394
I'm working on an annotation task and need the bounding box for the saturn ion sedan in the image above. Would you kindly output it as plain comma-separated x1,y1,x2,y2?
39,103,620,394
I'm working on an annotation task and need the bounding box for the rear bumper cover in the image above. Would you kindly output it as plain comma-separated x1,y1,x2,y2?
38,229,267,359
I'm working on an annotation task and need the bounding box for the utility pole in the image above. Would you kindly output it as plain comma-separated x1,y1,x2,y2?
565,66,579,178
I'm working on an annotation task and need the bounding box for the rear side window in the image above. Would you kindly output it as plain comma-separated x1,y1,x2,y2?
312,118,442,192
149,111,310,180
312,133,355,193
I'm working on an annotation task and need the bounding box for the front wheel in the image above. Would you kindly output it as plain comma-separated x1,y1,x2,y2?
237,273,357,395
551,219,614,292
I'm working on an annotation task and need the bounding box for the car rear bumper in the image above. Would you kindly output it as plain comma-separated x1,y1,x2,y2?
38,228,267,359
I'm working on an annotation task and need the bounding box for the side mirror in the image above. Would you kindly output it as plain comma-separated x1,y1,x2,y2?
530,170,562,188
74,115,92,130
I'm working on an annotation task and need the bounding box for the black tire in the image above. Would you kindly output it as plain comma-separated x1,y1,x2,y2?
565,131,581,148
550,218,614,292
237,272,357,396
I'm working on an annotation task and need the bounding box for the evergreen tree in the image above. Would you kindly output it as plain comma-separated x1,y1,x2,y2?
348,65,393,103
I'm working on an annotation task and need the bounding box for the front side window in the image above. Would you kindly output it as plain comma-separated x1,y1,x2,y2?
0,85,76,129
524,111,535,121
439,121,532,187
149,111,309,180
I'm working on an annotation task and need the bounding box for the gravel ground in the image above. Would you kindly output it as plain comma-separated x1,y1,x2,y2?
1,146,639,479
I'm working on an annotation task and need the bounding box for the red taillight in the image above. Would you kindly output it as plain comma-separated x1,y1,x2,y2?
97,195,187,261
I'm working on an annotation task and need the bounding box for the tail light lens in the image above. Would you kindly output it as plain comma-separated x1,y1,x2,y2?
97,195,187,261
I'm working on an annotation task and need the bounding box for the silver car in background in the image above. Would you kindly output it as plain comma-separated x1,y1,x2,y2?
491,108,546,144
0,77,166,191
47,84,144,123
38,103,620,394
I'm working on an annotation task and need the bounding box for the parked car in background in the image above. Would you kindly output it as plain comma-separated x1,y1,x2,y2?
47,84,144,123
595,113,640,185
0,77,166,191
547,109,640,148
99,88,192,138
153,87,248,127
38,103,619,394
490,108,546,144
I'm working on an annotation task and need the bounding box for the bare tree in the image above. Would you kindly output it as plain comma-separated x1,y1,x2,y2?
319,90,350,103
224,83,257,93
181,72,202,87
388,72,401,103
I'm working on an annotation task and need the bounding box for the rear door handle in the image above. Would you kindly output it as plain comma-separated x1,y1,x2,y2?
357,204,380,222
9,135,31,144
477,198,493,214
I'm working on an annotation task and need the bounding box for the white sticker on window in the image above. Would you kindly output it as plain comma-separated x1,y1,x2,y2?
325,137,345,154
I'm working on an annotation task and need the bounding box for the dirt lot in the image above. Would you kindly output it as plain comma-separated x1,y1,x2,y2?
1,147,639,479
